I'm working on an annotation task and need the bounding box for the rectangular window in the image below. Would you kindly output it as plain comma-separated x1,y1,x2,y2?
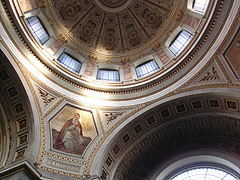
193,0,210,13
26,16,49,45
169,30,193,57
97,69,120,82
57,53,82,74
136,60,159,78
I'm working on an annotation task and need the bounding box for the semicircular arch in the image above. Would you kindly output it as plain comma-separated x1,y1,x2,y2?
92,90,240,179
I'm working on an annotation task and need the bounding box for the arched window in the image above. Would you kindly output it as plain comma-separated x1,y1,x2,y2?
193,0,210,13
57,53,82,74
136,60,159,78
97,69,120,82
169,30,193,57
170,167,238,180
26,16,49,45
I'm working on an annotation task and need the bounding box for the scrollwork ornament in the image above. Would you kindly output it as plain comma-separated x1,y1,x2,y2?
105,112,124,125
38,87,56,107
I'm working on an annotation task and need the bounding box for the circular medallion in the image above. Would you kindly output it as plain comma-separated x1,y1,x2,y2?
106,35,115,44
129,31,138,40
83,26,93,36
66,6,75,17
147,14,157,24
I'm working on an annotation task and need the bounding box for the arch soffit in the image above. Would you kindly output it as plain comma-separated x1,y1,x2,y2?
0,48,40,170
91,90,240,177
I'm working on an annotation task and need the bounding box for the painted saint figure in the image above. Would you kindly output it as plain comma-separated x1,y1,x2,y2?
53,113,90,154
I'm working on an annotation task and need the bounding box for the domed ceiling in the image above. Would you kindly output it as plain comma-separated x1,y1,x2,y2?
48,0,180,60
1,0,240,179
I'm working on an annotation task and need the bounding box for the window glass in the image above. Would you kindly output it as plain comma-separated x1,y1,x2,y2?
193,0,210,13
136,60,159,78
26,16,49,45
97,69,120,82
170,167,238,180
57,53,82,73
169,30,193,57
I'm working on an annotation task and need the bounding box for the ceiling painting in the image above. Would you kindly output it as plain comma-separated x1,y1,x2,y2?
50,105,97,156
49,0,177,60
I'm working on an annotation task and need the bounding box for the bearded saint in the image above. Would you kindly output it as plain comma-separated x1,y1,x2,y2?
54,113,85,152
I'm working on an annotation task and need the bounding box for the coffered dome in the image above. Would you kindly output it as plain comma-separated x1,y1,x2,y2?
48,0,179,61
0,0,240,180
13,0,210,92
97,0,129,8
1,0,216,95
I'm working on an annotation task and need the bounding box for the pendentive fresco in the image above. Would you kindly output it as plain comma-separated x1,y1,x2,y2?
50,105,97,156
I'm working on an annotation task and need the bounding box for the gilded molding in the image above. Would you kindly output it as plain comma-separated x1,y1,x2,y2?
84,104,150,174
45,152,85,164
0,0,239,178
40,165,86,179
0,0,228,97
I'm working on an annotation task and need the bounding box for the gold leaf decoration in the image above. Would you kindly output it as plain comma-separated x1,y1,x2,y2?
199,67,220,82
105,112,124,125
38,88,56,107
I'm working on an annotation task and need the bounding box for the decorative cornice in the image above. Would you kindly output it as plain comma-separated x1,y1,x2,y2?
2,32,240,179
0,0,239,178
0,0,226,96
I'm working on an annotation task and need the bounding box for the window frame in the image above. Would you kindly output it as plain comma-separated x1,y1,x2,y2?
135,59,160,79
169,30,193,57
96,69,120,82
192,0,210,14
169,166,238,180
57,53,82,74
26,16,50,45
